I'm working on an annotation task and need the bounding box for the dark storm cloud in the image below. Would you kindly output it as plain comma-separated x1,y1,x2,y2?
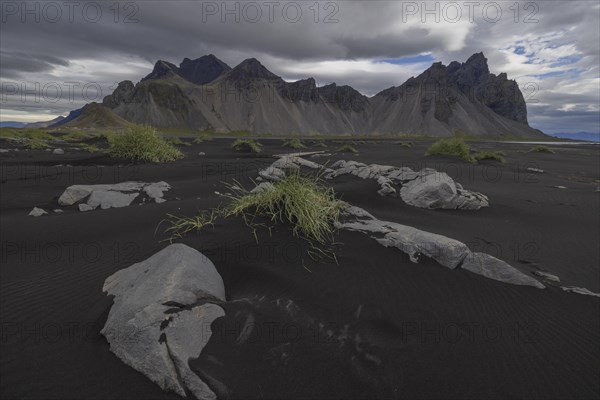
0,0,598,133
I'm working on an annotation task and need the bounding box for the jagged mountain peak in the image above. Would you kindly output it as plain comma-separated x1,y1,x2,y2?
141,55,231,85
228,58,281,81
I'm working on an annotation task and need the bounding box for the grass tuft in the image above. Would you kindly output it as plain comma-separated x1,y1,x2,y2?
80,144,100,153
337,144,358,154
162,209,220,241
395,141,413,147
282,138,306,150
107,125,183,162
426,137,475,163
528,145,555,154
474,151,506,163
192,133,212,144
224,171,345,246
231,138,263,153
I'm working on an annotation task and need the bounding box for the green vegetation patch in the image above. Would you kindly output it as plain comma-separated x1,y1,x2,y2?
107,125,183,162
474,151,506,163
231,138,263,153
426,137,475,163
528,145,555,154
337,144,358,154
282,138,306,150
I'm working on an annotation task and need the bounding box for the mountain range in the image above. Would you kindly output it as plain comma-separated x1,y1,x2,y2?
54,53,546,137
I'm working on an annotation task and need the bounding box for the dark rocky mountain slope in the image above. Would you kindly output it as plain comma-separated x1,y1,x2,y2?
93,53,544,137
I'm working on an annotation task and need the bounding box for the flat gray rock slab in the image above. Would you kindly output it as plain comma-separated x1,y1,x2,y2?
561,286,600,297
339,205,544,289
28,207,47,217
87,190,140,209
337,206,469,269
101,243,226,399
461,252,545,289
533,270,560,282
57,181,171,210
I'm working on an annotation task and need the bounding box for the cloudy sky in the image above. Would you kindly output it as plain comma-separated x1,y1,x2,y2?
1,0,598,134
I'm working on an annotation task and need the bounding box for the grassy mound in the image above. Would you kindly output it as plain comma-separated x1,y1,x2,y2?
337,144,358,154
225,172,345,245
528,145,555,154
107,125,183,162
282,138,306,150
426,137,475,163
474,151,506,163
231,138,263,153
164,172,346,261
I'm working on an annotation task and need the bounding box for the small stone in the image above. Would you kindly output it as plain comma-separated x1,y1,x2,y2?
28,207,47,217
52,148,64,155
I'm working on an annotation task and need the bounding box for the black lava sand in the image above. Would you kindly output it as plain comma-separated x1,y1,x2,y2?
1,139,599,399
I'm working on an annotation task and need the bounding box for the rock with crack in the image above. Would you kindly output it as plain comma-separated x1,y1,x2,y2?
461,252,545,288
338,205,544,288
323,159,487,209
338,206,470,269
101,243,226,400
57,181,171,210
399,170,488,210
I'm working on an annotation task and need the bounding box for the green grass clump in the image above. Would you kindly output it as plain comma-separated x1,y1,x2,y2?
61,131,92,142
163,171,346,262
337,144,358,154
192,133,212,144
395,141,413,147
312,140,328,148
231,138,263,153
80,144,100,153
107,125,183,162
282,138,306,150
474,151,506,163
162,209,219,240
426,137,475,163
528,145,555,154
224,172,345,245
26,137,50,149
165,136,191,146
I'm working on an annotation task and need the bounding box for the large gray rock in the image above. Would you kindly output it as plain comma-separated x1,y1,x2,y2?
58,181,171,209
337,206,470,269
339,205,544,289
87,190,140,209
461,252,545,289
400,170,489,210
101,243,226,400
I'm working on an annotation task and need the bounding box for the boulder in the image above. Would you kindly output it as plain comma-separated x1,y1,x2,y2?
461,252,545,289
400,170,488,210
101,244,226,400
